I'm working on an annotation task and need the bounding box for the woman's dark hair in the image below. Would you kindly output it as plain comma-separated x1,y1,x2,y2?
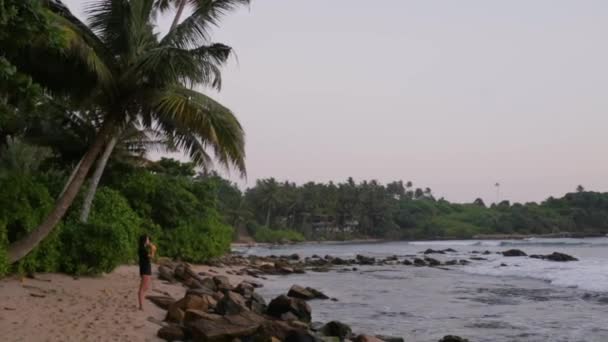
139,234,149,250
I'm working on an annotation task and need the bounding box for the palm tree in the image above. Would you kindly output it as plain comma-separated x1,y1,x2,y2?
79,119,168,223
7,0,248,263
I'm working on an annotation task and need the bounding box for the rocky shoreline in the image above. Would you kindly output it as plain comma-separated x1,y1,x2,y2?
148,248,578,341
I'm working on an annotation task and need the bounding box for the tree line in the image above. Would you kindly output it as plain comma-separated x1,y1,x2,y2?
215,178,608,242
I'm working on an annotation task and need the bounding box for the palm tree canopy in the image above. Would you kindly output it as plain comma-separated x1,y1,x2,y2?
42,0,247,175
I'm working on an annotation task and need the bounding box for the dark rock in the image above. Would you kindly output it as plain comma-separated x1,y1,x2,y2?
235,282,254,299
248,292,267,314
285,331,320,342
444,260,457,266
320,321,352,340
157,324,186,341
187,310,265,341
186,287,215,297
267,295,312,322
165,303,185,323
545,252,578,262
443,248,457,253
458,259,470,265
331,257,348,265
158,265,176,282
330,298,338,302
424,257,441,266
289,254,301,260
482,250,492,255
184,309,222,323
281,311,300,321
500,263,508,267
402,259,413,265
182,293,209,311
423,249,445,255
216,291,248,315
469,257,487,261
288,285,329,300
146,295,175,310
502,249,527,257
356,255,376,265
529,254,544,260
306,287,329,300
438,335,470,342
213,275,232,291
200,277,218,291
413,258,426,266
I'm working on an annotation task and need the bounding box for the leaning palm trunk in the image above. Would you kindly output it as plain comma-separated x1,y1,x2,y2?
7,120,116,263
58,156,84,198
79,135,118,223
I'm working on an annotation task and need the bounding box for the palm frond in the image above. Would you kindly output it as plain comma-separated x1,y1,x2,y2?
150,85,245,175
160,0,250,49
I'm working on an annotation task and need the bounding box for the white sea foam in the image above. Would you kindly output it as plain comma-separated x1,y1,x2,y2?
463,255,608,293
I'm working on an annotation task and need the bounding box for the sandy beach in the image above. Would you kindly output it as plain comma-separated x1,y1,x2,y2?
0,264,249,342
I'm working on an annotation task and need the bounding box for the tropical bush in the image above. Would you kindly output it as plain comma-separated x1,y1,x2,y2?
0,174,62,274
254,226,305,243
60,188,141,275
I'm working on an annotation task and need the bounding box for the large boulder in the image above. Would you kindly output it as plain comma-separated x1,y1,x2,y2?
307,287,329,300
285,331,321,342
183,294,209,311
267,295,312,322
356,255,376,265
248,292,267,314
413,258,426,266
213,275,232,291
146,295,175,310
216,291,248,315
157,324,186,341
158,265,176,282
235,282,255,299
545,252,578,262
188,310,265,342
424,257,441,266
184,309,222,324
288,285,315,300
200,277,218,292
502,249,527,257
320,321,352,340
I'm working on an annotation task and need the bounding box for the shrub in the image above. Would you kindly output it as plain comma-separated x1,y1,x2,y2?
159,217,233,263
60,187,141,275
0,174,62,274
254,226,305,243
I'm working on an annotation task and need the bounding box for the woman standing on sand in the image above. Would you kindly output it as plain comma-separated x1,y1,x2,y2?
138,234,156,310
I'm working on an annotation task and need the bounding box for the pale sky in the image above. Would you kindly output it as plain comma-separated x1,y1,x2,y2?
62,0,608,204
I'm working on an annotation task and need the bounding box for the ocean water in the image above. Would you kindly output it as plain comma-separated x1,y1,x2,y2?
234,238,608,342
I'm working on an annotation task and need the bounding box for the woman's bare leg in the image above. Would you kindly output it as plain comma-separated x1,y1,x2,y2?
138,276,145,310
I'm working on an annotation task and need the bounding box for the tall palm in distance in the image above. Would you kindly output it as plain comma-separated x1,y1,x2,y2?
7,0,249,262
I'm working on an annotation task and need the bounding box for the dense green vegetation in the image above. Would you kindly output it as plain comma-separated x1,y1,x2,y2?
224,178,608,241
0,0,247,275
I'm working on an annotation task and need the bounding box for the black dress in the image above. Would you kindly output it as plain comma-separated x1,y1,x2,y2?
138,247,152,276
